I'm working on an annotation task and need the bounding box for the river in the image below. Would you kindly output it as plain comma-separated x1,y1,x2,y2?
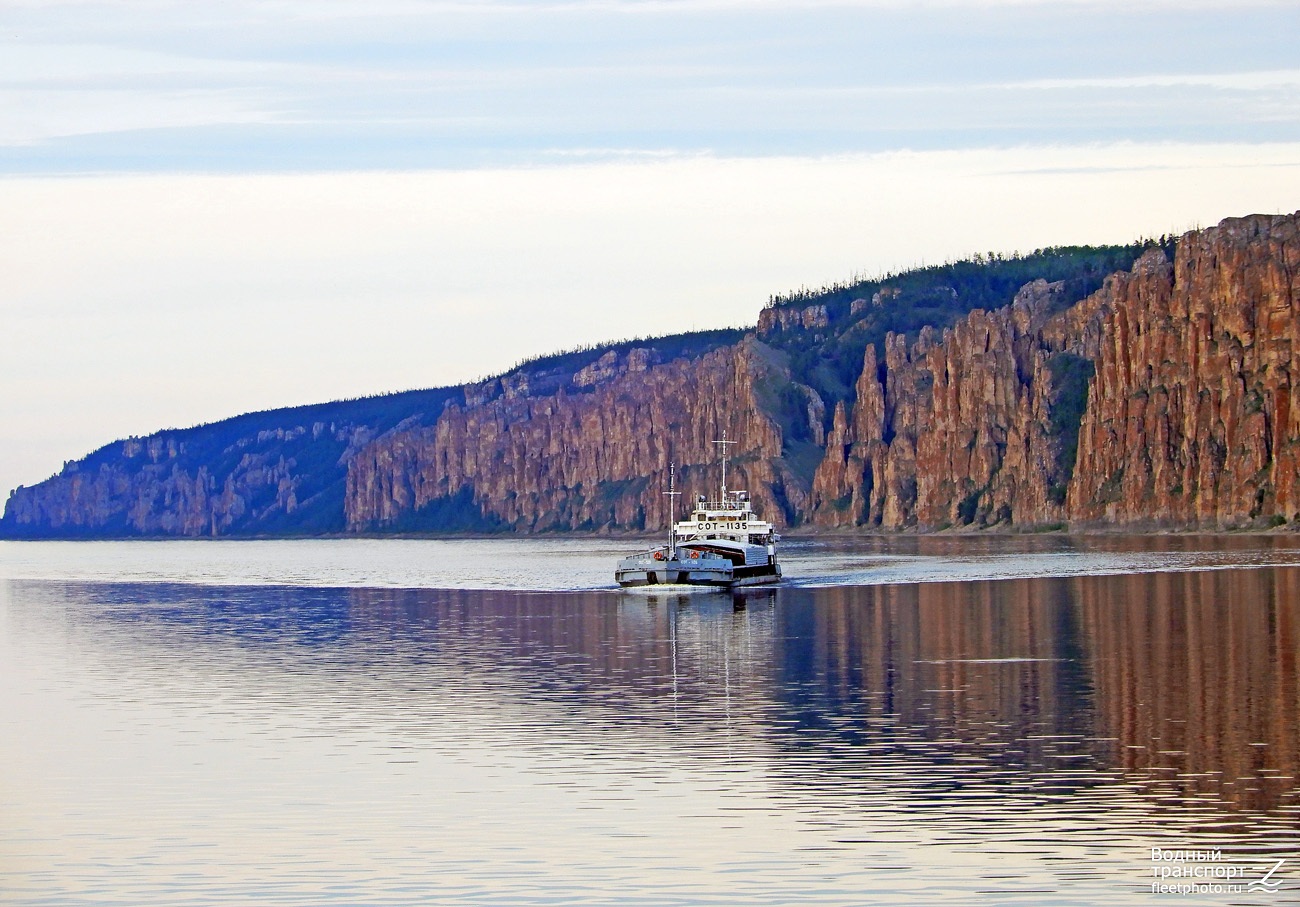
2,535,1297,905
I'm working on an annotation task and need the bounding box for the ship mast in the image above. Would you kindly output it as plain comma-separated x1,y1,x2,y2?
664,462,680,557
713,429,737,505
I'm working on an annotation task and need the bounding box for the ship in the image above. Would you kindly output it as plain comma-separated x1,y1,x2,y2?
614,434,782,588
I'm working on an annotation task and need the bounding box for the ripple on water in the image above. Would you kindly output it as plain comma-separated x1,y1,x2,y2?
1,541,1299,905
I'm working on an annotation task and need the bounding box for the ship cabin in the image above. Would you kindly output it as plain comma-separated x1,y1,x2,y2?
674,491,777,561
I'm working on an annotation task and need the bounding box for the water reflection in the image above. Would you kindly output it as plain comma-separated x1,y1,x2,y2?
1079,569,1300,815
15,572,1300,817
4,568,1299,905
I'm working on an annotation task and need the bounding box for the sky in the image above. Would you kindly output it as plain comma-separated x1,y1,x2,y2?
3,0,1300,499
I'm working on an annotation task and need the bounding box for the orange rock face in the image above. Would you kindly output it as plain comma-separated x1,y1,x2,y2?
344,339,812,531
7,212,1297,537
1068,214,1300,526
809,212,1299,529
345,212,1300,533
809,279,1085,528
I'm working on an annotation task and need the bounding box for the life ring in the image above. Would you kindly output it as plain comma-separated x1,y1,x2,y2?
690,550,700,559
653,550,666,561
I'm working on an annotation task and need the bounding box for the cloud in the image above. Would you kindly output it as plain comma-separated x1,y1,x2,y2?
2,0,1297,169
0,89,277,146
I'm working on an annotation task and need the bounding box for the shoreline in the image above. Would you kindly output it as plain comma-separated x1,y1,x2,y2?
2,523,1298,543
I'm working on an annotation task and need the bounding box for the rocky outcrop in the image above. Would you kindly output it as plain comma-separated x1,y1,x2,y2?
5,212,1297,537
1069,214,1300,525
810,278,1086,528
757,303,830,334
0,380,470,537
807,213,1300,530
350,210,1300,535
809,343,887,527
345,340,818,531
2,421,368,536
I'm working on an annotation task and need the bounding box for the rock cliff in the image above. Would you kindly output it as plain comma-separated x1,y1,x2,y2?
1069,214,1300,526
344,339,819,532
0,390,464,537
808,212,1298,529
808,273,1119,529
4,212,1296,537
810,278,1078,529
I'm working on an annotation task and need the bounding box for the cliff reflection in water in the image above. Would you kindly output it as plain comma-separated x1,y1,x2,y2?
45,566,1300,822
755,572,1300,821
1080,568,1300,814
330,571,1300,818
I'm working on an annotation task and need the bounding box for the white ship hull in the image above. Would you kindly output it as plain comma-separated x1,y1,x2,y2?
615,550,782,588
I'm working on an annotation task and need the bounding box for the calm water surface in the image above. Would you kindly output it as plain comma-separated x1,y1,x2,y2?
2,536,1298,905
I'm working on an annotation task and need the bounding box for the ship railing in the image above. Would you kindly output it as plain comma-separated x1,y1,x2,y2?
689,506,756,517
694,498,749,508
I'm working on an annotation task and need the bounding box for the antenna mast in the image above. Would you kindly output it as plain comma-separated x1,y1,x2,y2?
664,462,681,557
713,429,737,505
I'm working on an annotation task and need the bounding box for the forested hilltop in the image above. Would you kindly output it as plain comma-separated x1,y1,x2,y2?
5,213,1297,537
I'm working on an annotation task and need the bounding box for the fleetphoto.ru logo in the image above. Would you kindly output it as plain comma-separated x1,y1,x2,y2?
1150,848,1288,896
